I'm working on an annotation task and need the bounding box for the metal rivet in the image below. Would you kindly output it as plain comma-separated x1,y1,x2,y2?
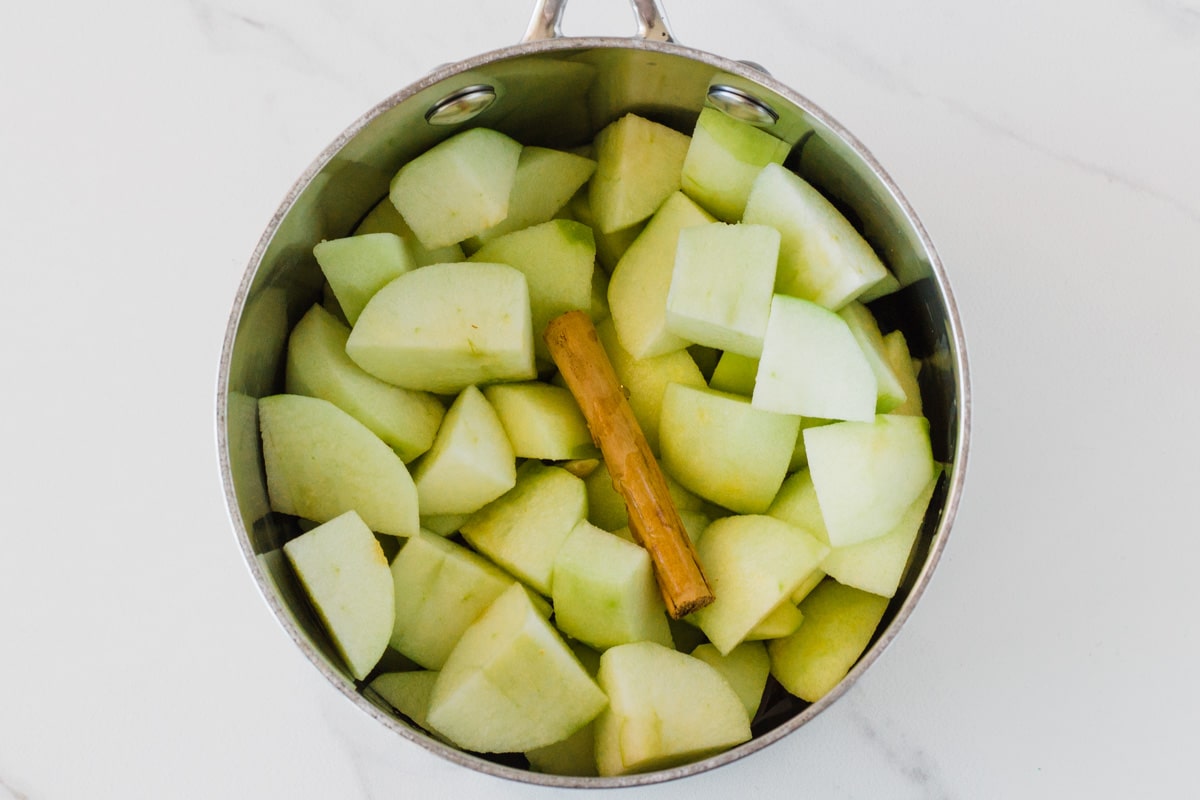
426,84,497,126
706,84,779,127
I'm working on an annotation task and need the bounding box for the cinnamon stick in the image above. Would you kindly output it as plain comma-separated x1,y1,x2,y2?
544,311,714,618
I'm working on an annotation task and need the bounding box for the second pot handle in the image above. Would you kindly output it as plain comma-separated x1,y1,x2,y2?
523,0,674,43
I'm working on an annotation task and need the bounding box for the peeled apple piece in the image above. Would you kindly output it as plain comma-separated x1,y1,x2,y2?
388,127,522,249
346,261,536,395
283,511,394,680
285,303,444,463
680,106,792,222
259,394,419,537
589,113,691,234
803,414,936,547
752,294,877,422
594,641,751,776
743,162,888,310
426,583,607,753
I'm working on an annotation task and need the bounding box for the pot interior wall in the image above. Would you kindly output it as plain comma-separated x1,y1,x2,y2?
221,39,964,779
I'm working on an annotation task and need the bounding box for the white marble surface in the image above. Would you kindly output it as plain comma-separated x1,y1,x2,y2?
3,0,1198,797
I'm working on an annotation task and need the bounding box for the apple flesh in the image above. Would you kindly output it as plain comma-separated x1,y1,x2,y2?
426,583,607,753
607,191,715,359
690,514,828,655
389,127,522,249
353,195,465,266
346,261,536,395
285,303,444,463
259,394,419,537
680,106,792,222
659,383,799,514
768,579,890,703
743,162,888,310
589,113,691,234
312,232,415,325
467,145,597,247
460,462,587,595
551,520,673,651
752,293,877,422
388,529,517,670
594,641,751,776
804,414,935,546
665,222,780,358
410,385,515,516
482,381,597,461
283,510,394,680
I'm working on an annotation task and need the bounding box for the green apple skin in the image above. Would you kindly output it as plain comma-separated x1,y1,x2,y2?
259,394,419,537
768,579,890,703
426,583,608,754
608,192,716,359
804,414,936,547
594,641,751,777
388,529,517,670
659,383,799,515
353,195,465,266
389,128,522,249
665,222,780,358
410,385,516,516
680,107,792,222
283,511,394,680
346,261,536,395
312,232,415,325
285,303,444,463
743,163,888,310
589,113,691,234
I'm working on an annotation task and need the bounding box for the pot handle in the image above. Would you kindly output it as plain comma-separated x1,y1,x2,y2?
522,0,674,43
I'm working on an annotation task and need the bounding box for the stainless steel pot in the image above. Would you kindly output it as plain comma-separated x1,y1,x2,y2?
217,0,970,787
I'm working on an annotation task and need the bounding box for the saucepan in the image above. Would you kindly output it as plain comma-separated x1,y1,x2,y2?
217,0,970,787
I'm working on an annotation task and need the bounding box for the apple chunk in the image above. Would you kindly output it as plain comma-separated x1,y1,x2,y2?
743,162,888,310
589,113,691,234
388,127,522,248
259,394,419,537
283,511,394,680
285,303,444,463
690,515,828,654
752,294,877,422
426,583,607,753
768,579,889,703
595,641,751,776
659,382,799,514
665,222,780,358
681,107,792,222
410,385,515,516
312,232,414,325
346,261,536,395
551,520,673,651
388,529,518,670
804,414,935,547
